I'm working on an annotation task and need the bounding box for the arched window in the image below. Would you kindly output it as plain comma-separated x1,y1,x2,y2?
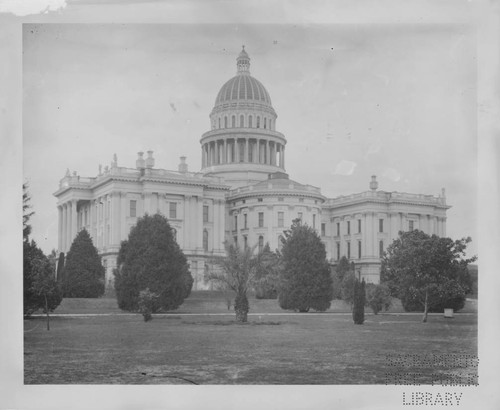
258,236,264,253
240,114,244,127
224,116,228,128
231,115,236,128
264,118,267,129
269,119,272,130
257,116,260,128
379,240,384,258
248,115,253,128
203,229,209,252
218,118,221,128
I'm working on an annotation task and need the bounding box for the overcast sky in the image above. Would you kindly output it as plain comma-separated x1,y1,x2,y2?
23,23,477,256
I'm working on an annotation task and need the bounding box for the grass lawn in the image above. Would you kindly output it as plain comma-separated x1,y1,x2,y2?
24,293,477,385
47,290,479,315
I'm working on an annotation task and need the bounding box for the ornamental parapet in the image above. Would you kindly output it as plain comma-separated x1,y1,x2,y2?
228,180,324,201
55,165,229,194
325,190,449,208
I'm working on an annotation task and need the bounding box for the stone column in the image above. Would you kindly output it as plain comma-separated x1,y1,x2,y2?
281,144,285,169
62,204,67,252
366,212,374,257
389,212,398,242
213,199,220,251
112,192,121,246
91,199,97,243
65,202,71,251
196,196,203,251
245,138,249,162
266,141,270,164
70,199,77,246
223,139,227,164
183,195,191,249
57,205,62,251
191,196,198,250
219,199,226,251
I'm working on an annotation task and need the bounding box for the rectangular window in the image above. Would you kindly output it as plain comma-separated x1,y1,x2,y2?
298,212,303,220
409,220,414,231
379,241,384,258
234,215,238,231
278,197,284,202
347,221,351,235
244,213,248,229
358,241,362,259
203,205,209,223
130,200,137,217
258,212,264,228
336,222,340,236
379,219,384,233
258,198,263,202
169,202,177,219
299,198,304,203
278,212,284,227
321,223,326,237
313,214,316,229
358,219,362,233
347,242,351,259
336,242,340,261
244,236,248,248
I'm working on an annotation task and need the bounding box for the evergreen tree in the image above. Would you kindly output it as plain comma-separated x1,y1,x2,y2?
278,219,333,312
114,214,193,312
352,279,365,324
253,243,280,299
63,229,105,298
56,252,65,283
23,183,34,242
332,256,350,299
340,270,356,309
24,240,62,318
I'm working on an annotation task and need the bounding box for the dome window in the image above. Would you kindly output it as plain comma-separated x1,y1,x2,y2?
264,118,267,129
240,115,244,127
248,115,253,128
218,118,221,129
257,116,260,128
232,115,236,128
224,116,228,128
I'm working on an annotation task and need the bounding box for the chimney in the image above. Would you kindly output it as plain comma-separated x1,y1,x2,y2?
178,156,188,173
136,152,145,169
145,150,155,169
370,175,378,191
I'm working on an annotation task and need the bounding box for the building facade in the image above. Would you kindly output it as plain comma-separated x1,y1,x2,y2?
54,47,450,289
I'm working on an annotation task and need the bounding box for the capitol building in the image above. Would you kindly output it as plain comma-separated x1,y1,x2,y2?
54,47,450,290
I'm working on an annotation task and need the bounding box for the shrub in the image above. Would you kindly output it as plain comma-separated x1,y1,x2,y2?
365,283,392,314
138,288,159,322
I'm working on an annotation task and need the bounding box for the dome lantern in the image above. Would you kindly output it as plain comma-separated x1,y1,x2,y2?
236,45,250,75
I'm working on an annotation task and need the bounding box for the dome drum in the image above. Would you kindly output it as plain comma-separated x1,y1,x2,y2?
201,47,286,188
